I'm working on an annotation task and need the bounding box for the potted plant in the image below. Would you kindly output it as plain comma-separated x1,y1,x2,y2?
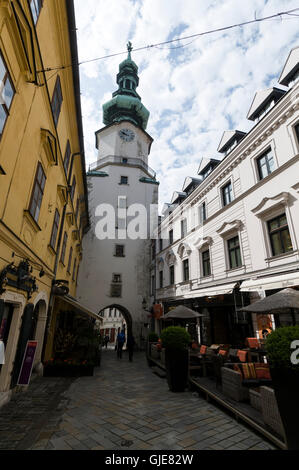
160,326,191,392
265,326,299,449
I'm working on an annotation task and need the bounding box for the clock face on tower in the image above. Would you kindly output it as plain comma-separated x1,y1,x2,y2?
119,128,135,142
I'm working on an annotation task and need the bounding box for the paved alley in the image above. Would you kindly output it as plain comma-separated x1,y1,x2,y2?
0,350,276,450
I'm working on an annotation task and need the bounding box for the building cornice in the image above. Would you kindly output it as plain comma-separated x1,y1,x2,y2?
157,152,299,253
159,82,299,230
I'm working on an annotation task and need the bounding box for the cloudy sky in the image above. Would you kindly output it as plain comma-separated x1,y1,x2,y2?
74,0,299,210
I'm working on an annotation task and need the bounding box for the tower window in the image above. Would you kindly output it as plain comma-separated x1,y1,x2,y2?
115,244,125,257
112,274,122,283
120,176,128,185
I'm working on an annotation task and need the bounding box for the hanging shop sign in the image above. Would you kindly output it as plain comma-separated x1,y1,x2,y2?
153,304,164,319
17,340,38,386
0,260,38,299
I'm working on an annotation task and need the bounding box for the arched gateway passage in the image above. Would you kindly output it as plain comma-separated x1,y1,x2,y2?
99,304,133,348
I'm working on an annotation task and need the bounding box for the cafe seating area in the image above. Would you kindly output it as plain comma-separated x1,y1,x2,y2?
147,338,286,449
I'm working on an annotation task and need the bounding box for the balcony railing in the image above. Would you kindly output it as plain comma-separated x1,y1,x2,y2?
89,156,156,179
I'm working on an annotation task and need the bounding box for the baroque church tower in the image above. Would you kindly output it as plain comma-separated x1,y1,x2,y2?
77,43,159,345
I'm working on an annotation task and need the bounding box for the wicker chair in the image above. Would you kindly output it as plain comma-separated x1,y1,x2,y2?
260,386,285,438
150,344,160,360
221,367,250,402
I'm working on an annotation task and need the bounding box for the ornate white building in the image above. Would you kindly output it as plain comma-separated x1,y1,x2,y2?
77,44,159,346
152,47,299,346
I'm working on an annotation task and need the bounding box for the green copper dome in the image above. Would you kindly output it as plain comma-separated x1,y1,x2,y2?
102,42,150,130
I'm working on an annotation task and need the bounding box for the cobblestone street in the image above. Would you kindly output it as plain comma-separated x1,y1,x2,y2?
0,350,276,450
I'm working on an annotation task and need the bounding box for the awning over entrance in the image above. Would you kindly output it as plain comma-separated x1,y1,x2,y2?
182,282,237,299
53,295,103,321
240,272,299,292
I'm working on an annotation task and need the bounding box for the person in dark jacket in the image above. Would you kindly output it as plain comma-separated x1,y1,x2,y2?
126,333,135,362
116,329,126,359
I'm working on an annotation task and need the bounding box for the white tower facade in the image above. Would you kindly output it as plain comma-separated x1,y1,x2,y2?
77,45,158,346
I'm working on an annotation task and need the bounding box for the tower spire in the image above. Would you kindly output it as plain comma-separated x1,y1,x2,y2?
127,41,133,60
102,43,150,130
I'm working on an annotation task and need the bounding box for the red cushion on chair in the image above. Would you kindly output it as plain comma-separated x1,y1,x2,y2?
200,345,207,355
255,363,271,380
237,350,248,362
247,338,259,349
240,363,257,380
233,364,242,375
219,349,228,357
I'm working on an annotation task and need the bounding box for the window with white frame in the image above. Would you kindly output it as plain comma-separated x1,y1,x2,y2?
199,202,207,224
181,218,187,238
222,181,233,207
256,148,275,180
169,229,173,245
267,213,293,256
159,270,163,288
169,265,175,285
202,249,211,277
295,122,299,145
183,258,189,282
227,235,242,269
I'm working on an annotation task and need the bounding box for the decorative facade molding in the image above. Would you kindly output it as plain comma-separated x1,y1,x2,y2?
159,86,299,228
292,182,299,193
251,192,290,217
193,236,213,250
216,220,242,237
177,242,192,259
165,250,177,266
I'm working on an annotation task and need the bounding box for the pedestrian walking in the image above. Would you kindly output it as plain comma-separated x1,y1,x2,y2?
116,329,126,359
126,333,135,362
104,335,109,349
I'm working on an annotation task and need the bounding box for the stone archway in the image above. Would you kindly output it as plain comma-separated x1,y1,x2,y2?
102,304,133,336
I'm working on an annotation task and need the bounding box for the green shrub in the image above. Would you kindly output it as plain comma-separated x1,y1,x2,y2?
148,331,159,342
160,326,191,351
266,326,299,372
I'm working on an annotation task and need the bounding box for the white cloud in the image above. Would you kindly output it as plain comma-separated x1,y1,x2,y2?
74,0,299,209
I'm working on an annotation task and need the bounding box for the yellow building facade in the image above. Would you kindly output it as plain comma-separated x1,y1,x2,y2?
0,0,92,406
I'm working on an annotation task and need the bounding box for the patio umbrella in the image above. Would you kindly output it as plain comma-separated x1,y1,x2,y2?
240,288,299,314
161,305,204,320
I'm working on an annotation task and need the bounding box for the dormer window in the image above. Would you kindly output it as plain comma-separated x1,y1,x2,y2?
287,69,299,88
224,140,237,157
254,100,275,124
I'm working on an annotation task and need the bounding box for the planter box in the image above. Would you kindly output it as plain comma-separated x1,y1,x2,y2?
150,344,160,360
249,388,262,411
43,364,94,377
161,348,165,365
